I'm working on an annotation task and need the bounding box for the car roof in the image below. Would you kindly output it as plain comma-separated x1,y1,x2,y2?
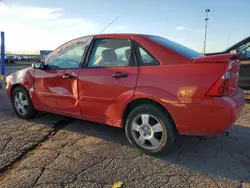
55,33,157,52
87,33,142,37
71,33,160,41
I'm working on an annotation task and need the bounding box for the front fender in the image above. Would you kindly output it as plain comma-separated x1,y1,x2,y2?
6,68,34,99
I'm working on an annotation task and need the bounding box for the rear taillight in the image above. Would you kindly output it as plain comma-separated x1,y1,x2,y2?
206,70,232,97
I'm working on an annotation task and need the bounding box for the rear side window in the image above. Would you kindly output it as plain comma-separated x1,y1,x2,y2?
137,46,159,65
145,35,204,59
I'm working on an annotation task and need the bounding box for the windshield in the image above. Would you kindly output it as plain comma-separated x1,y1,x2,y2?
238,41,250,52
145,35,205,59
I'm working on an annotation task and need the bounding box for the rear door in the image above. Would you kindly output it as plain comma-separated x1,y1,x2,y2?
77,37,139,122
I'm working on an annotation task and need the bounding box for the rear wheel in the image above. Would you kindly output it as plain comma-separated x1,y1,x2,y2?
11,87,36,119
125,104,176,154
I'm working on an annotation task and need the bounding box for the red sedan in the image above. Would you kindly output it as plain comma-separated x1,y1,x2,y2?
6,34,245,153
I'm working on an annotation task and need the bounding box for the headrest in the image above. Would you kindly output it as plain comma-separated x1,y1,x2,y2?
101,49,117,62
125,49,131,60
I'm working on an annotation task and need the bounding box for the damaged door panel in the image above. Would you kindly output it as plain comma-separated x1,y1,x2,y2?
33,36,93,115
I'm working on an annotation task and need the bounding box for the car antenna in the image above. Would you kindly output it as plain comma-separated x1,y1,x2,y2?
99,16,119,34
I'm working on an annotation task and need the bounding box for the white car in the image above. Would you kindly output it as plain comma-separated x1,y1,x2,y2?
23,56,28,60
16,56,22,61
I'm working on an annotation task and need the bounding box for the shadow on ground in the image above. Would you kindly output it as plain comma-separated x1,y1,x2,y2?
63,117,250,183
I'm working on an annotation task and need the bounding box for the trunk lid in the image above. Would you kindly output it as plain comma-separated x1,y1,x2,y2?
194,53,241,64
193,53,241,95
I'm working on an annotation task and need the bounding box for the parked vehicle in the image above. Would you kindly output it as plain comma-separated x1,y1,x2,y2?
12,55,18,61
16,55,22,61
6,33,245,154
206,36,250,91
21,56,28,60
4,55,15,63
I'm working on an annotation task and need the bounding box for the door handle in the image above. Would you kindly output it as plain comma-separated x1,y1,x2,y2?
62,74,73,79
112,72,128,78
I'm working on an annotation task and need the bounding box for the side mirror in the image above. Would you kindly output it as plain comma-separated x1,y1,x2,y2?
32,61,44,69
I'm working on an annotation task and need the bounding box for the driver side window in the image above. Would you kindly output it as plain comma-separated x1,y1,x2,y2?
45,37,92,69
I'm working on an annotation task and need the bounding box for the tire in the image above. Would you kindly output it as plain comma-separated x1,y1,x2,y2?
125,104,176,154
11,86,36,119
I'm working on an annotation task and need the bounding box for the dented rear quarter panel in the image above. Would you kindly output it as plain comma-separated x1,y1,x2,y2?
131,35,230,104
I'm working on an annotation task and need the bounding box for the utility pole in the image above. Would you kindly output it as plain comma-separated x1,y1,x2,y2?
203,9,210,53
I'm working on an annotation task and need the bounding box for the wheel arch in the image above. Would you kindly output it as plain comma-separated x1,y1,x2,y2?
10,83,28,97
122,97,178,134
10,83,36,119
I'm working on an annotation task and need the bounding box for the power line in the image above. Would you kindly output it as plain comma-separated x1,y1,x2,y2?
99,16,119,34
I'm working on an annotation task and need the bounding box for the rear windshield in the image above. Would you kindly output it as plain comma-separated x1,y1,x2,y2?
145,35,204,59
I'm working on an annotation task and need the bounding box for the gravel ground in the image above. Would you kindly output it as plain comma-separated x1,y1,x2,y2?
0,65,249,188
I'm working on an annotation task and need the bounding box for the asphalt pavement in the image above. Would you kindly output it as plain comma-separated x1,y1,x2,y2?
0,64,249,188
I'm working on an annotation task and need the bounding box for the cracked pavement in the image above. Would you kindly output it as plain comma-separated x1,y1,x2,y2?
0,65,250,188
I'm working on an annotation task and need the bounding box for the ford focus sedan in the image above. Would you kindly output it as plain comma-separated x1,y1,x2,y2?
6,33,245,154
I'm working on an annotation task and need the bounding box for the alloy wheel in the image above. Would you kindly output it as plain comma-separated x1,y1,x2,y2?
14,91,28,115
131,114,165,150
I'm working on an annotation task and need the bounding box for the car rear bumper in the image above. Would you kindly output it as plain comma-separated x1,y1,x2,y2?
170,88,245,135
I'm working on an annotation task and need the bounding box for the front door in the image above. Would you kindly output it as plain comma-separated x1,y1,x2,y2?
33,36,92,115
78,38,139,122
